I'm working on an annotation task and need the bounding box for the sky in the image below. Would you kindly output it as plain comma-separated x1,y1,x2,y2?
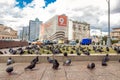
0,0,120,36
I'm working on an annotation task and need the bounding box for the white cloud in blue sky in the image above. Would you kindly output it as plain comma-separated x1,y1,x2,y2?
0,0,119,36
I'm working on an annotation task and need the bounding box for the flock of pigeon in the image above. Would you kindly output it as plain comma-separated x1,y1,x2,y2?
6,53,120,75
0,44,120,55
2,44,120,75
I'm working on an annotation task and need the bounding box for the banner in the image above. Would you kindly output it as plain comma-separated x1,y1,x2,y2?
58,15,67,26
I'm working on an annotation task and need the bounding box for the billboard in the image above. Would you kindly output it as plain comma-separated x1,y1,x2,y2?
58,15,67,26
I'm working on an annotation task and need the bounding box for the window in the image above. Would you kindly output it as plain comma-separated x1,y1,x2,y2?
83,27,86,31
78,25,81,30
73,24,76,30
88,26,90,30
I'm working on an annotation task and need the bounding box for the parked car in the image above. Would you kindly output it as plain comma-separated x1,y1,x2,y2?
80,38,92,45
43,40,53,45
69,40,76,45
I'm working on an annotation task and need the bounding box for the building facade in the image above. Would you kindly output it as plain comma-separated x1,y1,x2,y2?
111,28,120,40
29,18,42,41
40,15,90,42
40,14,68,41
23,27,29,41
68,20,90,41
18,30,23,40
0,24,17,40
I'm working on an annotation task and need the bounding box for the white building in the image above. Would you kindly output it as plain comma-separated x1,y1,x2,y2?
68,20,90,41
40,14,68,41
40,15,90,42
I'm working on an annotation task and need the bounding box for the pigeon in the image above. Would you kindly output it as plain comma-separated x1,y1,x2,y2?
101,54,109,66
17,49,24,55
87,63,95,69
28,50,32,54
63,52,68,57
117,48,120,54
77,52,81,55
35,50,40,55
12,50,17,55
25,62,36,70
0,51,3,54
6,66,13,74
102,60,107,66
83,51,90,55
52,59,59,70
114,47,117,51
31,56,39,64
47,57,54,63
70,51,74,54
7,57,15,66
87,47,91,51
103,54,109,62
97,49,104,53
106,47,109,52
63,59,71,66
9,48,13,53
4,51,7,54
93,46,96,51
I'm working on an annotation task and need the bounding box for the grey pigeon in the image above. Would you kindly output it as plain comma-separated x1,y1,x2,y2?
6,66,13,74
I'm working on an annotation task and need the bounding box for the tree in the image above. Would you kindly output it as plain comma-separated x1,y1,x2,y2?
102,36,107,43
35,38,39,41
76,39,79,43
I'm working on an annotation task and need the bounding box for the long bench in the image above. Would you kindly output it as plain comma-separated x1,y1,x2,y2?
0,54,120,63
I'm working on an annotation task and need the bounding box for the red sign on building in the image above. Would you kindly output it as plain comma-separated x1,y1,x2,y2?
58,15,67,26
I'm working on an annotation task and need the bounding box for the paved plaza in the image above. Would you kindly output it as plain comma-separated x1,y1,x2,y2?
0,61,120,80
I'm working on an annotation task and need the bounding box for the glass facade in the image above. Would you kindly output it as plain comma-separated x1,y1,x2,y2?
29,18,42,41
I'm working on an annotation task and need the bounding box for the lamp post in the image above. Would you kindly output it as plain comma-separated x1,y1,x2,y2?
106,0,111,47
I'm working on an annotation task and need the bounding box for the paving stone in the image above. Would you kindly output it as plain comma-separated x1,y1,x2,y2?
0,61,120,80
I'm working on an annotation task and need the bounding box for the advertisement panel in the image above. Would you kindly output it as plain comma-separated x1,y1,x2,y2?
58,15,67,26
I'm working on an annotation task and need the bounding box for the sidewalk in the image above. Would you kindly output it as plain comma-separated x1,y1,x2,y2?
0,61,120,80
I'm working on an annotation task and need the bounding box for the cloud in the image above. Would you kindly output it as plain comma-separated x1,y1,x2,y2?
90,29,108,36
111,0,120,13
0,0,119,34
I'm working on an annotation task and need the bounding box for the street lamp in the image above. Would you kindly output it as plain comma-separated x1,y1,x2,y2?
106,0,111,47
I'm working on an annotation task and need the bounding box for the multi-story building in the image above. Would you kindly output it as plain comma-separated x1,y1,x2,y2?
29,18,42,41
22,27,29,41
68,20,90,41
111,28,120,40
18,30,23,40
40,14,68,41
40,15,90,42
0,24,17,40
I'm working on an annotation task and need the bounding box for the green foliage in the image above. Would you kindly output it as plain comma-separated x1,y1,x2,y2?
76,39,79,43
111,40,119,44
102,36,107,42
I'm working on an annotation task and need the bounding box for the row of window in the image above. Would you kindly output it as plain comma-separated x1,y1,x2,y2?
0,37,17,39
113,32,120,35
73,25,90,31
